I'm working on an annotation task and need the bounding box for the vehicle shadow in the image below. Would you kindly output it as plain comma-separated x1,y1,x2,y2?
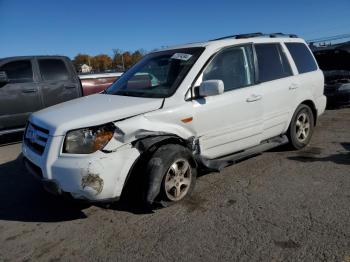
267,143,293,153
287,142,350,165
0,154,89,222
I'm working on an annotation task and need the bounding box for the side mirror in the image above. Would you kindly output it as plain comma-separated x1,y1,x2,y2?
0,71,9,86
199,80,224,97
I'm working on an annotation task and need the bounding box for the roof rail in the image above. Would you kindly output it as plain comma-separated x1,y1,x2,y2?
211,32,262,41
210,32,298,41
269,32,298,38
236,32,264,39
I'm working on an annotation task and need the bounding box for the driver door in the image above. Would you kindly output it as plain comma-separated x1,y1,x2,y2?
191,44,263,159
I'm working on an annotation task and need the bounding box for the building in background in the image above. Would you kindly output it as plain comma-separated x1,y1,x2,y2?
80,64,92,73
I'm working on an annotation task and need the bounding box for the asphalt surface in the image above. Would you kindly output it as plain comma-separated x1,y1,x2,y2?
0,108,349,262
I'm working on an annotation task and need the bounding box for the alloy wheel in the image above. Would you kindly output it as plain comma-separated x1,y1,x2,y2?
295,112,310,143
164,158,192,201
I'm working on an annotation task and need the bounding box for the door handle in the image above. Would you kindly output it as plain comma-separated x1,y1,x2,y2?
246,94,262,102
289,84,299,90
64,84,76,89
22,89,37,93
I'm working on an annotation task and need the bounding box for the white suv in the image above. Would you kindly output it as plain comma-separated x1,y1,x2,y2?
22,33,326,205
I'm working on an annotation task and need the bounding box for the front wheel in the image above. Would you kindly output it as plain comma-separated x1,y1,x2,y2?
144,144,197,206
162,158,193,202
287,104,314,150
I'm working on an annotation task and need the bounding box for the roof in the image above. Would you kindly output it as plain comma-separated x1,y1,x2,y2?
0,55,70,63
157,32,305,52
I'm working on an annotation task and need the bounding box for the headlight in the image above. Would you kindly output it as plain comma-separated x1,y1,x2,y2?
63,123,116,154
338,83,350,91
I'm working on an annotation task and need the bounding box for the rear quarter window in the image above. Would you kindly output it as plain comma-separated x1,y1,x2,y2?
255,43,293,83
285,43,318,74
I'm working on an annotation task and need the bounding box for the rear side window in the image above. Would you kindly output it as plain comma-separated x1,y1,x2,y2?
202,45,255,92
0,60,33,83
39,59,70,81
255,43,292,82
285,43,318,74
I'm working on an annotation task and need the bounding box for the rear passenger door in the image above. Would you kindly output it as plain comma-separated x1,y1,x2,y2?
37,58,80,107
0,59,42,131
254,43,295,140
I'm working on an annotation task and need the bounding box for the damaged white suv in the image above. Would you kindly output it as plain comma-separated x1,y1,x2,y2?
22,33,326,205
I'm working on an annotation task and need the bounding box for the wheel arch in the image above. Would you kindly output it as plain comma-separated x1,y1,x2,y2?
285,99,318,136
119,134,198,203
300,100,318,126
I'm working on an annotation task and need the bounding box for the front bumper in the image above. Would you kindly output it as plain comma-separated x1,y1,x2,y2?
22,135,140,201
23,157,62,195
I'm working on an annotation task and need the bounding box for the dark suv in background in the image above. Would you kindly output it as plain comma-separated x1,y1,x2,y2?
312,41,350,108
0,56,83,135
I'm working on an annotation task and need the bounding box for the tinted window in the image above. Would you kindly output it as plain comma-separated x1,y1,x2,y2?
255,43,292,82
39,59,69,81
0,60,33,83
202,45,255,91
286,43,318,74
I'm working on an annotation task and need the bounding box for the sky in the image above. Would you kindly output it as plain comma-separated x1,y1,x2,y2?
0,0,350,58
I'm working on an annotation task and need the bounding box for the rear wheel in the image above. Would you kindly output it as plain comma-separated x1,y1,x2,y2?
287,104,314,150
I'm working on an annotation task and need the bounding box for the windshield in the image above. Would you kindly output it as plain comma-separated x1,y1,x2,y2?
105,47,204,98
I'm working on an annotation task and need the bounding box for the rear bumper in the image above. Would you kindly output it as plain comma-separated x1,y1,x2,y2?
315,95,327,116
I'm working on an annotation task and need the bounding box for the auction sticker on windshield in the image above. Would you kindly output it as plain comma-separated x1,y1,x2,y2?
171,53,193,61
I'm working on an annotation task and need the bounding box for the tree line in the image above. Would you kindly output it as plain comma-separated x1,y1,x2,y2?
73,49,146,73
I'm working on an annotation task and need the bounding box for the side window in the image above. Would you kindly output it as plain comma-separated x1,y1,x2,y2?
38,59,70,81
202,45,255,92
285,42,318,74
0,60,33,83
255,43,292,82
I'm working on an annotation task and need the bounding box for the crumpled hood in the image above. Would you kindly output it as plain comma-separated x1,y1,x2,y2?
29,94,163,136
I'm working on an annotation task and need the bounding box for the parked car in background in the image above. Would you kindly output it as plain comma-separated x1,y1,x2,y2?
312,41,350,108
0,56,83,135
22,33,326,206
79,72,122,96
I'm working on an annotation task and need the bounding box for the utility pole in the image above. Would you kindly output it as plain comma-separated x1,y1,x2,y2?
112,49,125,72
121,53,125,72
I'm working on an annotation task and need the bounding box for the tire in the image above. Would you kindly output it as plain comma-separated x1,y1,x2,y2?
143,144,197,206
287,104,315,150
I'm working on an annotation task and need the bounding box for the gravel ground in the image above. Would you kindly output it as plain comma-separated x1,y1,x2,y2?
0,108,349,262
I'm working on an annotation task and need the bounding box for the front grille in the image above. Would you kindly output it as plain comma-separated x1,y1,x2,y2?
24,122,49,155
